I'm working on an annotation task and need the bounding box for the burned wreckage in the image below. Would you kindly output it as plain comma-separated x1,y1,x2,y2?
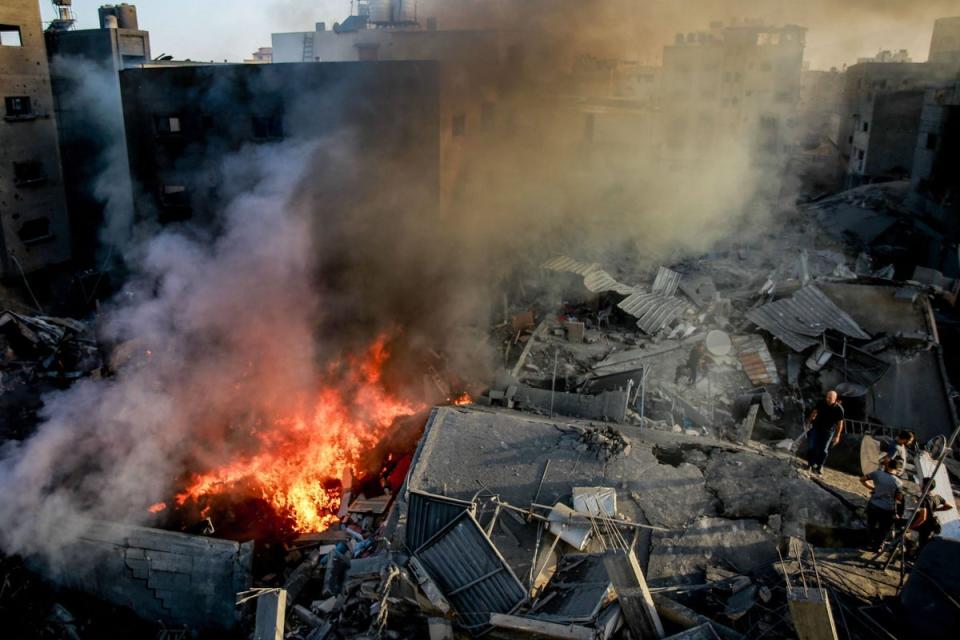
3,212,959,640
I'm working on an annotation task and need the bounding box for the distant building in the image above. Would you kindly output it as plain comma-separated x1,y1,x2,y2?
838,62,958,186
929,17,960,65
119,62,441,227
798,68,844,148
271,11,525,208
660,21,806,169
244,47,272,64
909,81,960,235
857,49,912,64
0,0,72,277
46,11,150,267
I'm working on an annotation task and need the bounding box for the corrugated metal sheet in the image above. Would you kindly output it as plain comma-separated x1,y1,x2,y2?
535,554,611,623
405,490,472,551
652,266,681,297
414,511,526,632
617,292,689,334
745,285,870,352
583,269,636,295
542,256,601,277
732,335,781,385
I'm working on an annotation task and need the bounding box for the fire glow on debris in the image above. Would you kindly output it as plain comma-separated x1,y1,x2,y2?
174,336,421,532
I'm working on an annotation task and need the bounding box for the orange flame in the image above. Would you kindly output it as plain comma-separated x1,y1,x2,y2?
175,336,421,532
451,392,472,405
148,502,167,513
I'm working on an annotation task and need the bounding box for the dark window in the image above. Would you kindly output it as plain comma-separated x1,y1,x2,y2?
452,114,466,137
926,132,938,150
0,25,22,47
17,218,52,244
862,121,869,132
13,160,46,185
201,115,214,130
357,44,379,61
584,113,595,142
480,102,495,132
154,115,181,135
4,96,32,119
848,135,853,144
858,149,865,160
252,114,283,140
160,184,189,207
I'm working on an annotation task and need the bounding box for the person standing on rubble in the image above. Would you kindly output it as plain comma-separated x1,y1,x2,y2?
861,458,904,552
805,389,845,475
881,430,915,476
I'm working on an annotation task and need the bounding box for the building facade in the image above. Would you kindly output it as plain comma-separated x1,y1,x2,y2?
46,20,150,267
929,17,960,66
839,62,959,186
0,0,72,277
908,81,960,234
119,61,441,227
660,21,806,169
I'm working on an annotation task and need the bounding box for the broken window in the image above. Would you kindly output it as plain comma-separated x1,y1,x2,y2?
154,115,181,135
252,114,283,140
12,160,46,185
0,25,22,47
160,184,189,207
452,114,465,137
4,96,32,119
926,132,938,150
17,217,52,244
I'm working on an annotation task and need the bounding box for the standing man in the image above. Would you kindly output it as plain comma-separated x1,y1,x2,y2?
860,458,904,552
805,389,845,475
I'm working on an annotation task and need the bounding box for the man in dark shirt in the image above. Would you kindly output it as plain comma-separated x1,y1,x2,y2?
805,390,844,475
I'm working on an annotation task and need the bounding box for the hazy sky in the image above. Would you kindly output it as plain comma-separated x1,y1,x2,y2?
39,1,955,68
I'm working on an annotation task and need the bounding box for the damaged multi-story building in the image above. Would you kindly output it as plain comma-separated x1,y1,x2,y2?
45,4,150,268
838,18,960,188
0,0,72,278
660,20,806,171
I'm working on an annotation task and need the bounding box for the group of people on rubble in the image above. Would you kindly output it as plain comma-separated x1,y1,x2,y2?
803,389,953,555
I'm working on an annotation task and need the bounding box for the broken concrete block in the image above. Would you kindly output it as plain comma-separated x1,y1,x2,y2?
565,321,586,343
648,517,778,585
628,462,714,529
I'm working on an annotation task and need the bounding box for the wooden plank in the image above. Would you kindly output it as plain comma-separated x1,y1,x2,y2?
488,612,595,640
603,548,665,639
253,589,286,640
787,588,838,640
